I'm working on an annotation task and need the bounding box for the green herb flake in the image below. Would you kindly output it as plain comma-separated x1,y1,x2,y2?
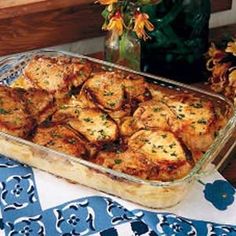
60,105,68,110
108,102,116,108
100,114,108,121
83,118,93,123
0,108,9,115
191,103,203,109
177,114,185,119
153,107,162,112
169,143,176,149
50,133,63,139
114,159,122,164
67,138,77,144
103,91,114,96
79,71,85,77
171,152,177,157
197,118,207,124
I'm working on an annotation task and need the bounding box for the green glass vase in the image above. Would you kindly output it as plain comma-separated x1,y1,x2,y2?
141,0,211,82
104,31,141,71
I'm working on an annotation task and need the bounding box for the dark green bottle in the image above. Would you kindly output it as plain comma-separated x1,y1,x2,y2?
141,0,211,83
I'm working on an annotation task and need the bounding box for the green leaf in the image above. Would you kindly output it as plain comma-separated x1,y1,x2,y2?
101,8,109,19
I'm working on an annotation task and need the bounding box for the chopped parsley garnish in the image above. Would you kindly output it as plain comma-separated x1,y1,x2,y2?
60,105,68,110
153,107,162,112
114,159,122,164
197,118,207,124
0,108,9,114
67,138,77,144
50,133,63,138
191,103,203,108
43,80,49,85
100,114,108,121
103,91,114,96
169,143,176,149
171,152,177,157
83,118,93,123
108,102,116,108
177,114,185,119
79,71,85,77
98,129,107,139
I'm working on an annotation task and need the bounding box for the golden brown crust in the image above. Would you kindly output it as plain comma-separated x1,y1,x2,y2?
19,88,57,124
133,100,175,131
33,124,88,158
83,72,125,111
0,86,33,138
68,108,119,144
166,95,217,153
24,56,92,99
122,73,151,103
127,129,192,180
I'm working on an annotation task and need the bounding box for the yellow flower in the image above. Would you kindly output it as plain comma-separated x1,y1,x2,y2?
105,11,124,36
96,0,117,5
225,40,236,56
133,12,154,41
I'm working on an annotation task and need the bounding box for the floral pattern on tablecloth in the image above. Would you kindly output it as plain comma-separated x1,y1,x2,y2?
0,154,236,236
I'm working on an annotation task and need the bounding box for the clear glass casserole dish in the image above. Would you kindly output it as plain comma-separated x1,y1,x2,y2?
0,50,235,209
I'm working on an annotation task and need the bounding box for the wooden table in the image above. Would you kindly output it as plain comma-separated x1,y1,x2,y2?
0,0,234,56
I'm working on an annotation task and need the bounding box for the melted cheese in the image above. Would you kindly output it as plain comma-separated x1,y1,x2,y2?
84,72,124,110
129,130,186,162
68,108,118,143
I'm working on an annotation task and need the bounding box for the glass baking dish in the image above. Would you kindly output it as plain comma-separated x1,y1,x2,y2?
0,50,235,209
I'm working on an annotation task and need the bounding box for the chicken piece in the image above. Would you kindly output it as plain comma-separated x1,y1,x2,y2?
71,88,97,109
23,56,92,98
122,73,151,103
107,105,131,124
68,108,118,144
52,104,82,123
119,116,139,137
19,88,56,124
0,86,33,138
128,129,192,181
133,100,176,131
32,124,88,158
83,72,125,111
94,150,151,179
147,83,171,101
166,95,218,154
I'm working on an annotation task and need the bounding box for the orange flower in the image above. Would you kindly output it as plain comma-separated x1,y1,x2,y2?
96,0,117,5
225,40,236,56
206,43,226,71
105,11,124,36
133,12,154,40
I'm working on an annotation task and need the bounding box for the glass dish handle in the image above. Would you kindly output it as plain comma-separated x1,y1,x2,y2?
195,138,236,179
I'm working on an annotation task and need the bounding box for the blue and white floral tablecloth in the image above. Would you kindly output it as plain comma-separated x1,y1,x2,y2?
0,154,236,236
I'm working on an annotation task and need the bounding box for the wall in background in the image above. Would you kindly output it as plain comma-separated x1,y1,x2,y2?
210,0,236,28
